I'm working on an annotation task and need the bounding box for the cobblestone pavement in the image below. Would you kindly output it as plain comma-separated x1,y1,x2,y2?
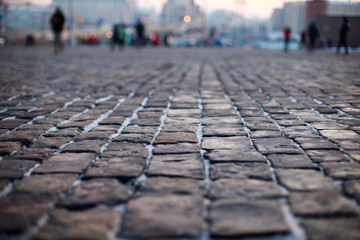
0,46,360,240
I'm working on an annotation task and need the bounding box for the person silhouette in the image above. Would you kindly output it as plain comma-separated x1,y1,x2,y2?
337,17,350,55
283,27,292,52
135,20,145,49
308,21,319,52
50,7,65,54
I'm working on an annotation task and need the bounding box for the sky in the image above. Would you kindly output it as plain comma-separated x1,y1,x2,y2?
7,0,360,19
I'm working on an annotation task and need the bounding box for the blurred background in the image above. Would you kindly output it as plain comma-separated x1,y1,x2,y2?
0,0,359,50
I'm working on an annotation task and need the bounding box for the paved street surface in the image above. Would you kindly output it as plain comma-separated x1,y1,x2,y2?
0,46,360,240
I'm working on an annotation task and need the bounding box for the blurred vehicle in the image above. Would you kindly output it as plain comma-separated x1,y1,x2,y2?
214,38,235,47
172,38,196,47
0,37,5,47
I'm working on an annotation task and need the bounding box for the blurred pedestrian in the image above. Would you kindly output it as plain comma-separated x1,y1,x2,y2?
283,27,292,52
164,33,170,47
50,7,65,54
299,31,306,50
111,23,126,51
135,20,145,49
308,21,319,52
337,17,350,55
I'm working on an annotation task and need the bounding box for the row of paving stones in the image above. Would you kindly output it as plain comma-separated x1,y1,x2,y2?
0,48,359,240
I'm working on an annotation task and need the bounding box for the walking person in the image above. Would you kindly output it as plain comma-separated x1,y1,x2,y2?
308,21,319,52
337,17,350,55
135,20,145,50
50,7,65,54
111,23,126,51
283,27,292,52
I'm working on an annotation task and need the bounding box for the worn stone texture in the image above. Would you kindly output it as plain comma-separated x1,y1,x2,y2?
138,177,206,195
8,148,55,161
153,143,200,155
343,180,360,203
120,194,203,238
33,153,96,174
202,136,250,150
1,47,360,240
253,137,302,154
85,156,146,179
209,179,286,200
301,218,360,240
14,174,78,195
210,162,272,180
102,142,148,158
204,149,265,163
290,191,357,216
0,160,38,179
209,199,290,237
306,150,349,163
148,154,204,179
267,154,317,169
0,192,58,233
59,178,130,208
31,137,72,149
0,141,23,155
154,132,198,144
33,207,121,240
61,140,105,154
321,162,360,180
276,169,335,191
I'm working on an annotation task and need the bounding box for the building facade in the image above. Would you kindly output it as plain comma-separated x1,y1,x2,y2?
316,15,360,47
52,0,138,28
0,4,52,38
327,1,360,16
160,0,203,28
283,1,307,34
307,0,328,26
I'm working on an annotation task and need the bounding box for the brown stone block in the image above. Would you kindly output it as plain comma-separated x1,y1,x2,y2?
209,199,290,237
120,194,203,238
276,169,335,191
33,207,121,240
154,132,198,144
59,178,130,208
321,162,360,180
14,174,78,195
0,160,37,179
33,153,96,174
210,162,272,180
204,149,265,163
267,154,317,169
61,140,105,154
0,192,58,233
138,177,206,195
209,179,286,200
301,218,360,240
85,156,146,179
148,154,204,179
0,141,22,156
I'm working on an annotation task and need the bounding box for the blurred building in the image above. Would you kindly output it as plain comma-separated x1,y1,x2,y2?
208,10,244,28
269,8,283,32
307,0,328,26
0,4,52,38
317,16,360,47
284,1,307,34
160,0,204,28
327,1,360,16
269,0,360,37
52,0,138,28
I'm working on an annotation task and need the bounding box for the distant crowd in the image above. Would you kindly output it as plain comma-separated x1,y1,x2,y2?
283,17,351,54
